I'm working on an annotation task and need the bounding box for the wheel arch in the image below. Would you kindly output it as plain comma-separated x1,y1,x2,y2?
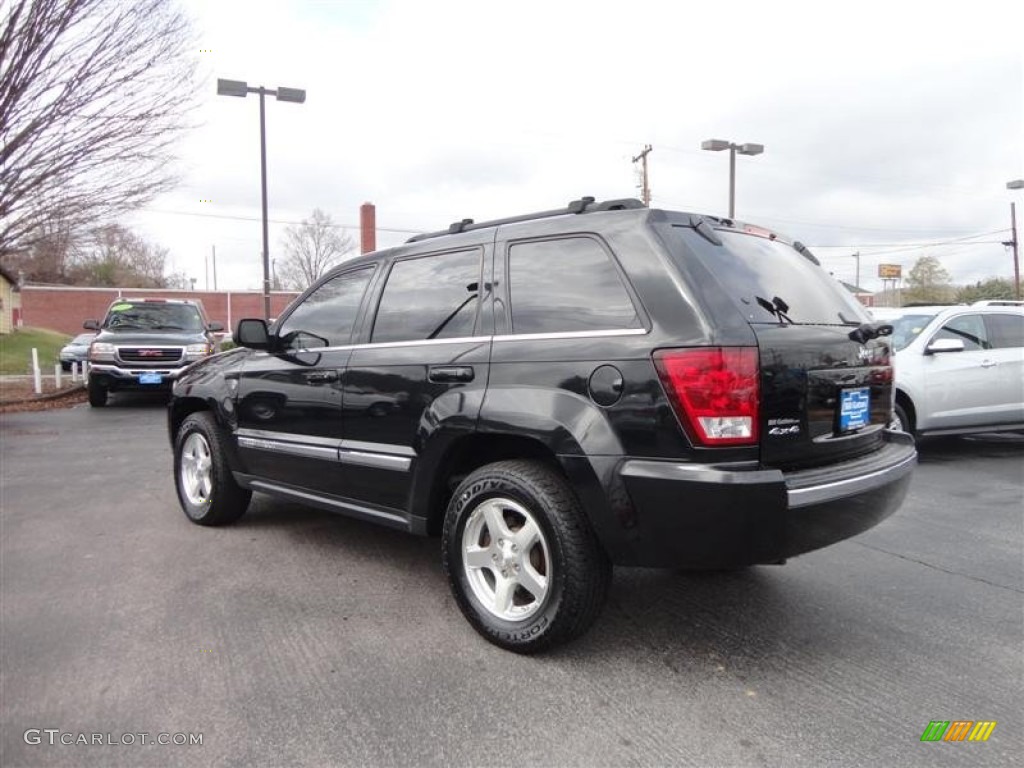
895,388,917,434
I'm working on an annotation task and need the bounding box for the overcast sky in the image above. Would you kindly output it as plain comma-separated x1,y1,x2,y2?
127,0,1024,294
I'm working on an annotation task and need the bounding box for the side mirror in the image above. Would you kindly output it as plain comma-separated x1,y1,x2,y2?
925,337,965,355
206,321,225,332
83,319,100,330
235,318,271,350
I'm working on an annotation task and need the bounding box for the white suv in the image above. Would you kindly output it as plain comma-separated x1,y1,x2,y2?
881,302,1024,436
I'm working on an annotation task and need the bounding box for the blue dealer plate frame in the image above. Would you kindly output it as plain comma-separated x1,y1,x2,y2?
839,387,871,431
138,372,163,385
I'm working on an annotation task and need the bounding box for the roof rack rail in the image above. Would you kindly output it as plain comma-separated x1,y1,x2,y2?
405,196,646,243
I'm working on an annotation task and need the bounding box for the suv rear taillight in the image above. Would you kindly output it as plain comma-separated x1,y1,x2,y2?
653,347,760,446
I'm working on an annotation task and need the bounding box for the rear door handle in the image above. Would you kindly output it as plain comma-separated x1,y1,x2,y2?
304,370,339,383
980,360,997,368
428,365,475,383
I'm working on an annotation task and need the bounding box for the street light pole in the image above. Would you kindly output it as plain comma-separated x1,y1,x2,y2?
258,88,271,320
217,78,306,321
702,139,764,219
728,145,736,219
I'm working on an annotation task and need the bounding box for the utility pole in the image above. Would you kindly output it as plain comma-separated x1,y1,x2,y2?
851,251,861,289
1006,202,1020,300
212,245,218,290
632,145,652,206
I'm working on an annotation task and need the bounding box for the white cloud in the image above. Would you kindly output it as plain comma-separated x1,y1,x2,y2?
129,0,1024,292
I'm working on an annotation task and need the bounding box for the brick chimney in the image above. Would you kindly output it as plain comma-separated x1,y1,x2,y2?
360,202,376,254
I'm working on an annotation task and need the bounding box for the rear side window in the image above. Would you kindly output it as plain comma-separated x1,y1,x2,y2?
985,313,1024,349
279,268,373,347
508,237,641,334
371,249,482,343
933,314,989,350
670,227,868,325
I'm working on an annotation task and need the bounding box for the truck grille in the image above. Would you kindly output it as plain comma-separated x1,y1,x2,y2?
117,347,184,364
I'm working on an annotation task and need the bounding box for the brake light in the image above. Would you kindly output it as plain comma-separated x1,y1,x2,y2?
653,347,760,446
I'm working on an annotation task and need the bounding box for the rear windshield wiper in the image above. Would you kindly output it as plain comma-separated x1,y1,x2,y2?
847,322,894,343
755,295,793,324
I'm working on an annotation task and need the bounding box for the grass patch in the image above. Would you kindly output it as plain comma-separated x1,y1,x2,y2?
0,327,71,375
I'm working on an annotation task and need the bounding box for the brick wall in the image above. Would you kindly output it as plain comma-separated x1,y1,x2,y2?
20,286,300,336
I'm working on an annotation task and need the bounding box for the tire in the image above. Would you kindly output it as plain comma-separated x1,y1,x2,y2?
87,379,107,407
893,402,914,435
173,411,251,526
442,460,611,654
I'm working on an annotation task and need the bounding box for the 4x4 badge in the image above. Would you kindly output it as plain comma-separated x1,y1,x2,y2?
767,417,801,436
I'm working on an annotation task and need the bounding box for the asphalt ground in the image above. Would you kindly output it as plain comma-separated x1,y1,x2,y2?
1,395,1021,767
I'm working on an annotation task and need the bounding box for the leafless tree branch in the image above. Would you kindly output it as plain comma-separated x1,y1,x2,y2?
278,209,356,290
0,0,197,256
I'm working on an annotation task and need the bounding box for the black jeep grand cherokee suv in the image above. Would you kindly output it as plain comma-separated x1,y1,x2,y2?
168,197,915,653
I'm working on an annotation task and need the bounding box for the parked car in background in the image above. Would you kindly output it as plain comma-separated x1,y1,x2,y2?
84,298,223,407
885,301,1024,436
167,196,915,653
58,333,96,371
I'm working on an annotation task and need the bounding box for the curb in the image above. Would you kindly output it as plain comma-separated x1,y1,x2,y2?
0,384,86,407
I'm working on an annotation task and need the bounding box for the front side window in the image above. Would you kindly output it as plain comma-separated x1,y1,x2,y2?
508,237,641,334
933,314,989,351
371,249,482,343
278,268,373,348
985,313,1024,349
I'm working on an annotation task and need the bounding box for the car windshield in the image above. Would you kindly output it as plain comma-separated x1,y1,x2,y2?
890,312,939,351
102,302,204,331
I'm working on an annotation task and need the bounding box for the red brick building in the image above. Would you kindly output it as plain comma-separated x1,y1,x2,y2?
19,285,300,336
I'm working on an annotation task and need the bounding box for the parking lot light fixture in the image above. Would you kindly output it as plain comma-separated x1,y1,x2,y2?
217,78,306,320
701,138,765,219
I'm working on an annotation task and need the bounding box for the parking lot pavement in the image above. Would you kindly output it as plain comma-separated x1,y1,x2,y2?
1,399,1021,767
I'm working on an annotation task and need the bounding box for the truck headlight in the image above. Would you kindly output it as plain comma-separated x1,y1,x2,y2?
185,343,213,360
89,342,117,361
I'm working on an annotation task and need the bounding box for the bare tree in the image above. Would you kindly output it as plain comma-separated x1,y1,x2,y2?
278,209,355,290
0,0,196,256
67,223,169,287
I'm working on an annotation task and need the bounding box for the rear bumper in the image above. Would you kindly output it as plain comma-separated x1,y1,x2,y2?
612,431,916,567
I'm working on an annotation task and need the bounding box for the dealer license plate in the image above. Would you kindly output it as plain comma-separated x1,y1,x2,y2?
839,387,870,431
139,373,163,385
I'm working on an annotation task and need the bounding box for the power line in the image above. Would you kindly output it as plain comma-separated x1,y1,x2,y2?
139,207,423,234
811,230,1008,257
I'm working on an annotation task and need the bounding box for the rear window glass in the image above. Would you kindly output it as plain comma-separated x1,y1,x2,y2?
508,237,641,334
372,249,482,343
670,227,868,325
985,313,1024,349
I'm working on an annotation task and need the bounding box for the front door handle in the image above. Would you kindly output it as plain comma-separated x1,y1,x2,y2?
428,365,475,383
980,359,997,368
304,370,339,383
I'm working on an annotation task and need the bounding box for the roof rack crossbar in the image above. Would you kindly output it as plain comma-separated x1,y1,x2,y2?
405,196,645,243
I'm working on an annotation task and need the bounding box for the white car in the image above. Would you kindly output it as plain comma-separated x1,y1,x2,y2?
885,302,1024,436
